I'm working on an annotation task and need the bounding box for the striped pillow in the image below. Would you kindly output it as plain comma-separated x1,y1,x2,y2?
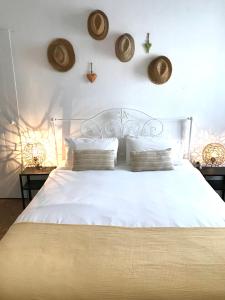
130,149,173,172
73,150,115,171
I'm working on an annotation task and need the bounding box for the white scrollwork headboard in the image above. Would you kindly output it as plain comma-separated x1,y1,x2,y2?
52,108,192,164
80,108,163,139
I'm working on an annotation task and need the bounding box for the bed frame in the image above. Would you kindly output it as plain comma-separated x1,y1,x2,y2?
51,108,193,163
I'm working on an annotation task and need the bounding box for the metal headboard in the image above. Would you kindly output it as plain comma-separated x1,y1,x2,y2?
51,108,193,164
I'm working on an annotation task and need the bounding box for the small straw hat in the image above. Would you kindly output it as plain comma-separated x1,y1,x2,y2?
88,10,109,40
148,56,172,84
115,33,135,62
47,38,75,72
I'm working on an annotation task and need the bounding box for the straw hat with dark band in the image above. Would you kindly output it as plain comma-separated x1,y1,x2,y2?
148,56,172,84
47,38,75,72
88,10,109,40
115,33,135,62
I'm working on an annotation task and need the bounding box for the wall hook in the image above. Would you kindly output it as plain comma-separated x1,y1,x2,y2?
143,32,152,53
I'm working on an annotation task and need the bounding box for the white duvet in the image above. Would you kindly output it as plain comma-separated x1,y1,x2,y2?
17,161,225,227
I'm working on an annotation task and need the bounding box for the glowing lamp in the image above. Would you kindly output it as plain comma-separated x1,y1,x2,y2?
23,142,46,169
202,143,225,166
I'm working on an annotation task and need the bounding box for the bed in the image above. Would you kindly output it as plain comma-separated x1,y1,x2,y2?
1,108,225,300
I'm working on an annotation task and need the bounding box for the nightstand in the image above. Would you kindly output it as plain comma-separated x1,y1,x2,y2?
19,166,56,209
200,167,225,201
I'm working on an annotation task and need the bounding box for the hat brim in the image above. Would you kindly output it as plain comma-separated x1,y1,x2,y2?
47,38,75,72
148,56,172,84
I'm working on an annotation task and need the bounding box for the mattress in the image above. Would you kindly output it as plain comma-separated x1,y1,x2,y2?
16,160,225,227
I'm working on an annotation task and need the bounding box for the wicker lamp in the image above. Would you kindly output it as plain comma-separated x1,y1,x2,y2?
202,143,225,166
23,142,46,169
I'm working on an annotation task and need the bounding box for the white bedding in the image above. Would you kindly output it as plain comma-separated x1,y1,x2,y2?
17,161,225,227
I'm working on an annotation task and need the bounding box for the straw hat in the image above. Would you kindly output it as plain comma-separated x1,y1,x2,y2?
47,38,75,72
115,33,135,62
88,10,109,40
148,56,172,84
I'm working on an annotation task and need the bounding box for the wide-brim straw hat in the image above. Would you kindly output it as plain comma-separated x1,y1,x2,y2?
148,56,172,84
115,33,135,62
88,10,109,40
47,38,75,72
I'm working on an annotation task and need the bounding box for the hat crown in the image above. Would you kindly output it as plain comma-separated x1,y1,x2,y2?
91,13,105,35
119,37,132,55
53,45,69,67
156,59,168,77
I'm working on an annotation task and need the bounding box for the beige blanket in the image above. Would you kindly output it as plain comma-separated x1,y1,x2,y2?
0,223,225,299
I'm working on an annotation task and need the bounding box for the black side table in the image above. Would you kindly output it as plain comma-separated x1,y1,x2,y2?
19,166,56,209
200,167,225,201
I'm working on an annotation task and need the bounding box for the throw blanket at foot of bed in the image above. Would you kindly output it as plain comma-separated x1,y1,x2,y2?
0,223,225,300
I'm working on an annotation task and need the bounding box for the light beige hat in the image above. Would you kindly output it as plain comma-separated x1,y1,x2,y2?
148,56,172,84
47,38,75,72
88,10,109,40
115,33,135,62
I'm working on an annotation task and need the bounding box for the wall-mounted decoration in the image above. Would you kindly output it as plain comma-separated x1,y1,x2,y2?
143,33,152,53
115,33,135,62
47,38,75,72
148,56,172,84
86,62,97,83
87,10,109,40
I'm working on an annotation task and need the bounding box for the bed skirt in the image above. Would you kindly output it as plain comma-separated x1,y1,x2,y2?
0,223,225,299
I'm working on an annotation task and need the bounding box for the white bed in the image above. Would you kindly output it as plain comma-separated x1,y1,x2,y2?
2,109,225,299
17,160,225,227
17,108,225,227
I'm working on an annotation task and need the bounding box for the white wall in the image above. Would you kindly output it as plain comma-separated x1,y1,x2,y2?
0,0,225,195
0,0,224,127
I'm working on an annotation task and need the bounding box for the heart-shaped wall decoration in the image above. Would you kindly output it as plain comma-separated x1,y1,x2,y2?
86,62,97,83
87,73,97,83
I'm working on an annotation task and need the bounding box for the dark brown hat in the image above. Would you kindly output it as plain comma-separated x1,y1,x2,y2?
88,10,109,40
115,33,135,62
47,38,75,72
148,56,172,84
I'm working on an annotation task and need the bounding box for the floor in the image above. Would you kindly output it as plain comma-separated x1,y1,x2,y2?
0,199,23,239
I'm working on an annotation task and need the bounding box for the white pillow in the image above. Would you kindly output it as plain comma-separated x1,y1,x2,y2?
65,137,119,168
126,136,184,165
